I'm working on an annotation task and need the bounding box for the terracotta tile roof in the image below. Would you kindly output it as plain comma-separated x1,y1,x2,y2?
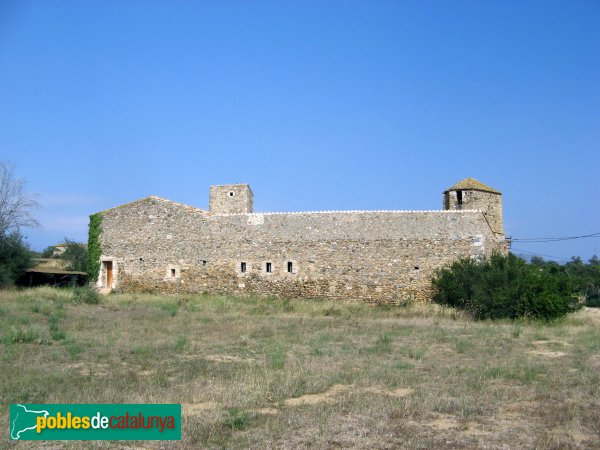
444,178,501,194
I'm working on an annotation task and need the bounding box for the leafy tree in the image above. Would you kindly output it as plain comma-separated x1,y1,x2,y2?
0,232,32,287
60,238,88,273
40,245,57,258
518,254,600,307
529,256,547,267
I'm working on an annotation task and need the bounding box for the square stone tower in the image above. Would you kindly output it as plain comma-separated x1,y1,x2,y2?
443,177,504,236
209,184,253,214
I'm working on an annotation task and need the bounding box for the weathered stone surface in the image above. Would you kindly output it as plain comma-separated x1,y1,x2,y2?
94,179,507,303
444,187,504,236
209,184,253,214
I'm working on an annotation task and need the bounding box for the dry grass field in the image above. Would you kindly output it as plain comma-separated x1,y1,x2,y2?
1,287,600,449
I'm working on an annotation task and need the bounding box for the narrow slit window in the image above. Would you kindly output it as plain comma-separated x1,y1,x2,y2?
171,268,176,278
240,262,247,273
287,261,293,273
266,262,272,273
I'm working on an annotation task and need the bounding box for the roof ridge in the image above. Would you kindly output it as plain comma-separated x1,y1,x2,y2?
444,177,501,194
214,209,482,216
149,196,206,212
97,196,206,214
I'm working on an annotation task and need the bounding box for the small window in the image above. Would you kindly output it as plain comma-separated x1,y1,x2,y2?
287,261,293,273
229,191,235,197
457,190,463,205
171,268,176,278
240,262,247,273
414,266,420,271
266,262,272,273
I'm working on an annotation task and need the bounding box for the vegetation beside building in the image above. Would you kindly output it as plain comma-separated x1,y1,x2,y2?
432,253,599,320
87,213,102,282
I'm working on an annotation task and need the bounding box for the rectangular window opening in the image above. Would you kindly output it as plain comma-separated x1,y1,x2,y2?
266,262,272,273
457,190,463,205
287,261,293,273
240,262,247,273
171,268,176,278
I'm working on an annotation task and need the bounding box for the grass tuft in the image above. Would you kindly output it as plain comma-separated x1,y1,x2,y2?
224,408,250,431
3,326,39,344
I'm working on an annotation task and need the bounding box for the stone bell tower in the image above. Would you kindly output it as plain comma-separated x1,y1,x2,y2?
443,177,504,236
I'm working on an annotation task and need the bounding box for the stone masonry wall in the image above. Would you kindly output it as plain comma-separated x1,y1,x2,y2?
97,196,506,303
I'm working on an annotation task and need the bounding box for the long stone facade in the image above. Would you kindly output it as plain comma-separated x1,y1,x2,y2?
92,178,507,303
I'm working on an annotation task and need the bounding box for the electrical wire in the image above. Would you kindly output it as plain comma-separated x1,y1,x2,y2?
510,248,573,261
511,232,600,243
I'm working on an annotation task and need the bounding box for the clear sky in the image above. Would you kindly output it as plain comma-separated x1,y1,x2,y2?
1,1,599,261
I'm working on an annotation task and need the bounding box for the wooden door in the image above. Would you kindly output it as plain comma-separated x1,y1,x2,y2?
106,261,113,288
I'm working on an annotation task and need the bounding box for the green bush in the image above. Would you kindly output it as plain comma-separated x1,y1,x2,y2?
72,285,100,304
432,253,581,320
40,245,56,258
586,287,600,308
0,232,32,287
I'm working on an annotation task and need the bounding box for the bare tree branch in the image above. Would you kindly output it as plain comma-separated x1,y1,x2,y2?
0,162,41,235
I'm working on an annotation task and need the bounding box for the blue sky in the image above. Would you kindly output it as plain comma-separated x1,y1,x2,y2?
1,1,598,261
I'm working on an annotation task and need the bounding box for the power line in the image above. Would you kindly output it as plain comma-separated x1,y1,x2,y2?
510,248,573,261
511,232,600,243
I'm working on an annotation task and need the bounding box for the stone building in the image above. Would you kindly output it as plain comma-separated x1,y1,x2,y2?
91,177,507,302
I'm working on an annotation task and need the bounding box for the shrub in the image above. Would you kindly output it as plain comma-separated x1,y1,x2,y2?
41,245,56,258
0,232,32,287
586,287,600,308
432,253,581,320
72,285,100,304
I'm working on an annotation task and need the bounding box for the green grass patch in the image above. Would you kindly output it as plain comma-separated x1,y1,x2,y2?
267,345,286,369
3,326,39,344
366,334,393,354
224,408,250,431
